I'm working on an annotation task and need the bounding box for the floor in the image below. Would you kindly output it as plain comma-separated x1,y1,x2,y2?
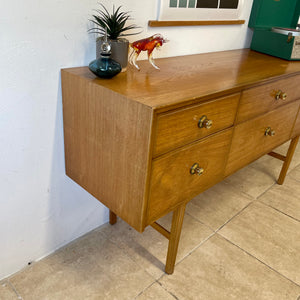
1,142,300,300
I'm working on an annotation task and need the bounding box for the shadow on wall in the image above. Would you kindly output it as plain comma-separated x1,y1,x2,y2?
45,72,108,255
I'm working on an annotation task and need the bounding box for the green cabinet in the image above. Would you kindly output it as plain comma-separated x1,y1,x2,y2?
249,0,300,60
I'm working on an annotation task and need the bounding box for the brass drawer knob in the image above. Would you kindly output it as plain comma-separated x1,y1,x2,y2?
198,115,213,129
275,90,287,100
190,163,204,176
265,127,276,136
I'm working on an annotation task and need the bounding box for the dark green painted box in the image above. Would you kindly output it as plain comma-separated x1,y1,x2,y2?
249,0,300,60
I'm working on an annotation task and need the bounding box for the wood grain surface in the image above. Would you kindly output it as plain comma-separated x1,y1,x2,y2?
63,50,300,112
165,204,186,275
62,70,153,232
153,94,239,156
148,20,245,27
291,103,300,138
277,136,300,185
148,128,233,224
237,75,300,123
226,101,300,176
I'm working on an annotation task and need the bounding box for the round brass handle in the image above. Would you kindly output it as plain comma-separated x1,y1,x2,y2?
275,90,287,100
190,163,204,176
265,127,276,136
198,115,213,129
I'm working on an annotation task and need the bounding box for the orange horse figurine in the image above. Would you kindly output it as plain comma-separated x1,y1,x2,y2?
129,34,167,70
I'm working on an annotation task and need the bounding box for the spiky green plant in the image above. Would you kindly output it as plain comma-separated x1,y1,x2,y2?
88,4,141,40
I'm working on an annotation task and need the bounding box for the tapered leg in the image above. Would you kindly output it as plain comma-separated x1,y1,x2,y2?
109,210,117,225
277,136,299,185
165,204,186,275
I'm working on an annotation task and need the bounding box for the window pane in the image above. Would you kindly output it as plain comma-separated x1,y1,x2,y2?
219,0,239,9
179,0,188,7
169,0,178,7
196,0,218,8
188,0,196,8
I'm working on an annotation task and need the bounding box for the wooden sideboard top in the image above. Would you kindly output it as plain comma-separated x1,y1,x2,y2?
62,49,300,111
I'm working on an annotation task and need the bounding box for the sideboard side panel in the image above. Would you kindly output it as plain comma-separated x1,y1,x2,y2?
62,70,153,232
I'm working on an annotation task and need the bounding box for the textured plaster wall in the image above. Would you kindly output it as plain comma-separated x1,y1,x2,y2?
0,0,253,279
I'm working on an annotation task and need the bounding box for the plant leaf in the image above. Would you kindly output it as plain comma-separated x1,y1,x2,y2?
88,4,142,39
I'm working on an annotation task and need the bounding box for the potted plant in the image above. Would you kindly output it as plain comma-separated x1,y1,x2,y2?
88,4,141,70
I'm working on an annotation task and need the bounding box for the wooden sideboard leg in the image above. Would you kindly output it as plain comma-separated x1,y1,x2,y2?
109,210,117,225
165,204,186,275
277,136,299,185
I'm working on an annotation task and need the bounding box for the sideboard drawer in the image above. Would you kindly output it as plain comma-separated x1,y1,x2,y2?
153,94,239,156
237,75,300,123
148,128,233,224
226,101,300,176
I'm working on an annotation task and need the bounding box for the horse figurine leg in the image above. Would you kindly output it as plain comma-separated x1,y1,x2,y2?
148,51,160,70
129,48,141,70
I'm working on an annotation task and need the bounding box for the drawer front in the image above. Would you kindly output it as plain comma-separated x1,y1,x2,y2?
153,94,239,156
237,75,300,123
226,101,300,176
147,128,233,224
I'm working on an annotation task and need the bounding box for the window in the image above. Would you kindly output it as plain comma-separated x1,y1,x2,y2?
158,0,242,21
170,0,239,9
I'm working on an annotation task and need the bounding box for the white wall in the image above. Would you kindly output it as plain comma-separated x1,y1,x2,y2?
0,0,253,280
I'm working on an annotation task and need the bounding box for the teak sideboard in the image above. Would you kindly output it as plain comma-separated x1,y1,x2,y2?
62,49,300,274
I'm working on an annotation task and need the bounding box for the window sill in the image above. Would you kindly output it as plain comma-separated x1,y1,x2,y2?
148,20,245,27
